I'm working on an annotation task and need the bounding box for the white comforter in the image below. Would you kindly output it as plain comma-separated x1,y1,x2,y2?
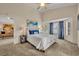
27,34,57,50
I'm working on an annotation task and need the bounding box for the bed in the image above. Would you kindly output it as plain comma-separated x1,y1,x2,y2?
27,32,57,51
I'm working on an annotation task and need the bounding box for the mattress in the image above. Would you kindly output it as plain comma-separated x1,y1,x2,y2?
27,34,57,50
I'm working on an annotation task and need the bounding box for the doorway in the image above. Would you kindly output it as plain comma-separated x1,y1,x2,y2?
0,16,15,45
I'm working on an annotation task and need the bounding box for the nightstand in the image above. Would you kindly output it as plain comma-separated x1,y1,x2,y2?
20,35,27,43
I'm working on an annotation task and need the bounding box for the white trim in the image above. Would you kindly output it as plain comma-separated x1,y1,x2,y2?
43,17,72,24
50,17,71,22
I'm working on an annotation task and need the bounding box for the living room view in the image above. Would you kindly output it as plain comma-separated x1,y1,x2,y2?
0,3,79,56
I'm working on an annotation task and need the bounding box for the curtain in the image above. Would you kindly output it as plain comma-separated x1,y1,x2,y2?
58,21,64,39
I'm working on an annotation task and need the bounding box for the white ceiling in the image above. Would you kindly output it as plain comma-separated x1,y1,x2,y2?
23,3,77,12
44,3,76,10
0,3,77,12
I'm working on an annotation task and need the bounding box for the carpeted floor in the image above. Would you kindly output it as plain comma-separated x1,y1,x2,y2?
0,39,79,56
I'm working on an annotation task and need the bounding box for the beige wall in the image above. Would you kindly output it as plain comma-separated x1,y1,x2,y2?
0,4,41,44
0,4,41,28
77,4,79,47
43,5,78,44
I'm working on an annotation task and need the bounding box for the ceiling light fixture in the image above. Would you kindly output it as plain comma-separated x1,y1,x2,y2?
8,17,10,19
40,3,45,7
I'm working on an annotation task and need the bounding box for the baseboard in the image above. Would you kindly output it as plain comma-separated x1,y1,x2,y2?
64,39,77,45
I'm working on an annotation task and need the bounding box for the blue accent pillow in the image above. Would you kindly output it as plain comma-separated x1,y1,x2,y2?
29,30,39,35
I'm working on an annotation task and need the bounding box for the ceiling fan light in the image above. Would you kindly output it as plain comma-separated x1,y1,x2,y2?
8,17,10,19
40,3,45,7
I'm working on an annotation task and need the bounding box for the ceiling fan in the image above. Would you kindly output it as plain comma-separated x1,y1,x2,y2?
37,3,47,12
37,3,51,12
